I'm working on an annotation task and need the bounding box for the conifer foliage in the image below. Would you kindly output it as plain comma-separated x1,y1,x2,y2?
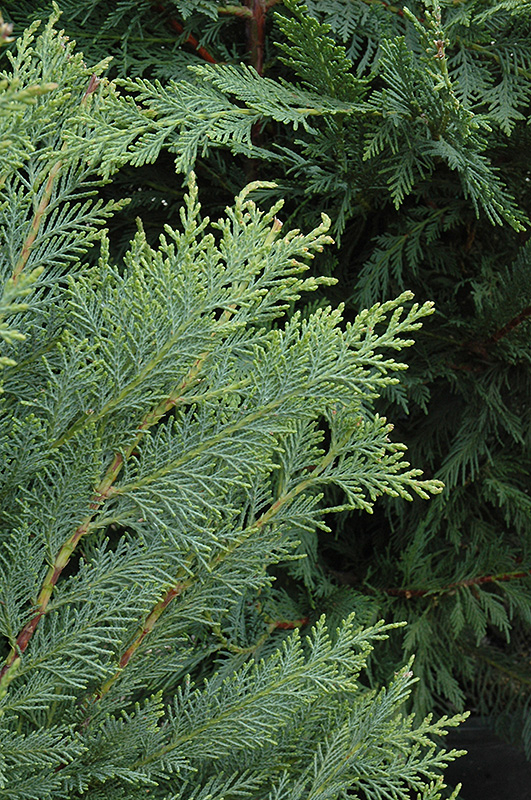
0,12,467,799
7,0,529,755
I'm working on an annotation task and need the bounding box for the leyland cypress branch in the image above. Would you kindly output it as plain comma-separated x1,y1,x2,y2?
6,4,526,785
11,73,100,284
88,430,350,706
112,399,283,495
92,573,194,703
11,159,62,283
465,41,531,81
51,215,284,451
129,444,360,771
464,646,531,686
450,305,531,367
0,353,217,690
0,213,298,692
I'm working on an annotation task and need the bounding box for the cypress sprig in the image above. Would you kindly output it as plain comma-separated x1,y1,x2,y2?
0,15,467,799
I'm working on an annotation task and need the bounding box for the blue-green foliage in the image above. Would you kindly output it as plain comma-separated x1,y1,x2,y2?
0,16,466,799
3,0,531,773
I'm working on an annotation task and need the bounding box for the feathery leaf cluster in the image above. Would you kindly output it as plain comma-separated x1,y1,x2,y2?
3,0,531,772
0,15,466,799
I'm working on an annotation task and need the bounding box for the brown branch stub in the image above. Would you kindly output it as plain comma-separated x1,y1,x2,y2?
81,74,100,104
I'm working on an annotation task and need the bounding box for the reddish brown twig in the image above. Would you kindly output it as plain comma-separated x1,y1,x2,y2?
491,306,531,343
274,617,309,630
383,568,531,599
445,303,531,372
245,0,266,76
91,579,192,703
151,3,218,63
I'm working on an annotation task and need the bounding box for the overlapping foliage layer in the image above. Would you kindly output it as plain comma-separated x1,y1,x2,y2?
0,13,467,798
11,0,527,750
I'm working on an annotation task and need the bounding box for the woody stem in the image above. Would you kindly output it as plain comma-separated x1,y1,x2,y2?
383,568,531,598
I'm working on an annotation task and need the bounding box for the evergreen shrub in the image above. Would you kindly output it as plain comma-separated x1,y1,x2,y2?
7,0,529,751
0,13,465,798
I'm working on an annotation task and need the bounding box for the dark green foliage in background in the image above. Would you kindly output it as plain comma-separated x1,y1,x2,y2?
1,0,531,785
